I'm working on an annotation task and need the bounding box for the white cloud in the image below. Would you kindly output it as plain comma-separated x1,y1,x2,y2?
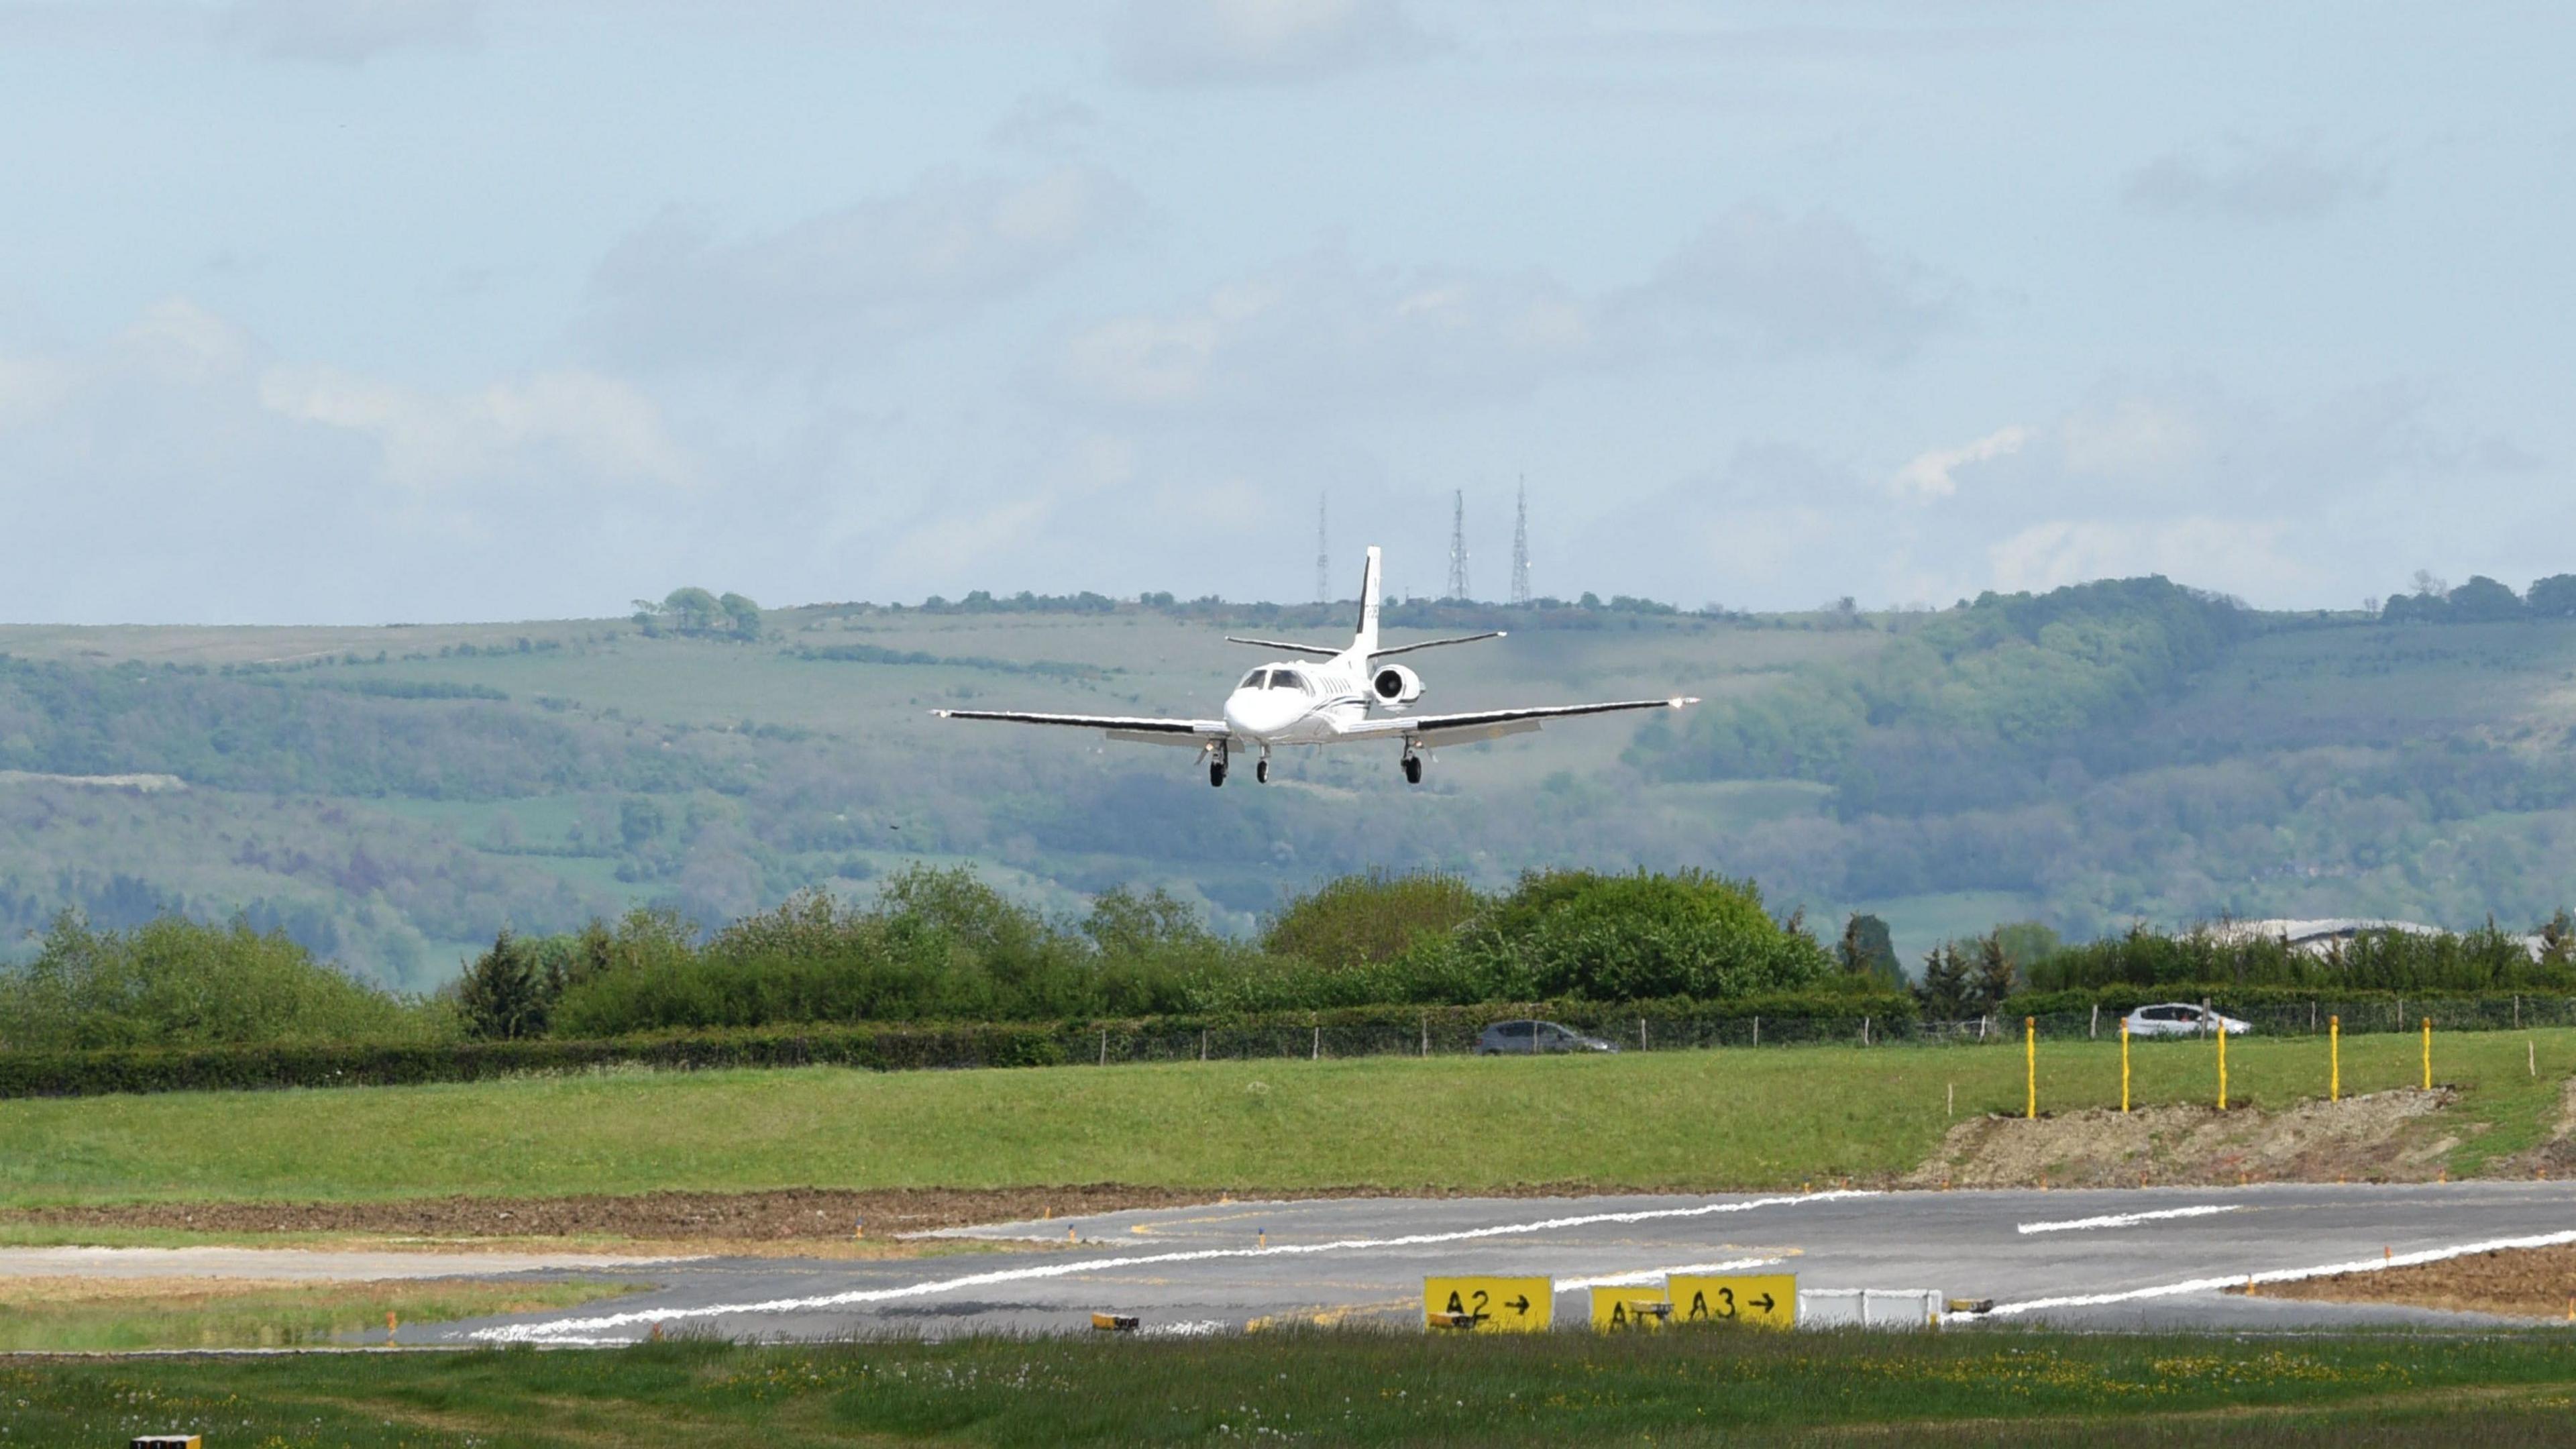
1060,207,1948,415
584,166,1140,372
0,300,705,622
219,0,478,64
1061,250,1597,412
1636,205,1956,361
1986,517,2311,598
2124,136,2386,222
258,366,693,492
1110,0,1436,87
1891,423,2031,499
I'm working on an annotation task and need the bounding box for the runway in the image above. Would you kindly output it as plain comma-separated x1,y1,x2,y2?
424,1180,2576,1344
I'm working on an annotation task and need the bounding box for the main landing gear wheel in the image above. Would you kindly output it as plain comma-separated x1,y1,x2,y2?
1209,758,1228,788
1401,753,1423,785
1255,757,1271,784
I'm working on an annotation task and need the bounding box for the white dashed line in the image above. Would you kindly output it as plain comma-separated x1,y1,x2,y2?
470,1191,1876,1343
2017,1205,2241,1234
1981,1228,2576,1316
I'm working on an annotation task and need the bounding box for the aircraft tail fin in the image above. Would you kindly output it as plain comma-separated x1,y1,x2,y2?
1352,545,1382,657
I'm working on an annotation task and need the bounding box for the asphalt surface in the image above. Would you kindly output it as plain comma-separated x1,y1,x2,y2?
409,1181,2576,1344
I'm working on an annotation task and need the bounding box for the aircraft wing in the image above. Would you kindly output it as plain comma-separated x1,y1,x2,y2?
934,708,1230,749
1340,696,1698,749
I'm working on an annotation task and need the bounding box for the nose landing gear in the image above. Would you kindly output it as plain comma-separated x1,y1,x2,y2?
1401,750,1423,785
1255,754,1271,784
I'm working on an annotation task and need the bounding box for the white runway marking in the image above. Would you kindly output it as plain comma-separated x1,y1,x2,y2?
1982,1228,2576,1317
2017,1205,2240,1235
470,1191,1876,1343
1554,1256,1784,1292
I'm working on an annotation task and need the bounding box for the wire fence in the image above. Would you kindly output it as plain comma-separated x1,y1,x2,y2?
1071,994,2576,1067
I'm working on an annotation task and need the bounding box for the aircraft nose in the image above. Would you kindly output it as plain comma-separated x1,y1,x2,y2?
1224,692,1289,738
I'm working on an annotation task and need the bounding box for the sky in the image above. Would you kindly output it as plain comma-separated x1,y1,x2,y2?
0,0,2569,623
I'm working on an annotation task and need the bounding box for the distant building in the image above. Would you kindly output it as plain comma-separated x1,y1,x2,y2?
2206,917,2548,961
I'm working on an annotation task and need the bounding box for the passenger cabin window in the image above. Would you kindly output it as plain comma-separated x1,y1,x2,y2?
1240,670,1269,689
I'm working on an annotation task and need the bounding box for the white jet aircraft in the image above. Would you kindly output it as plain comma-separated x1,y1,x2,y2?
936,547,1699,786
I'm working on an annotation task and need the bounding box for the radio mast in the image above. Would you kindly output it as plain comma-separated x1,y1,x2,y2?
1446,490,1470,601
1313,495,1330,603
1509,478,1532,604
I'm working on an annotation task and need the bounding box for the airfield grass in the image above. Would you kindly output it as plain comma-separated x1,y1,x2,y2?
9,1329,2576,1446
0,1277,638,1352
1,1030,2569,1209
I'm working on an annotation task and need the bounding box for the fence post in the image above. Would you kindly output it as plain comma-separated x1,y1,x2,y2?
1312,1023,1320,1061
1421,1012,1429,1058
2515,994,2521,1029
1201,1028,1208,1063
1099,1028,1108,1067
1863,1015,1872,1048
1753,1016,1760,1048
2025,1017,2036,1120
1639,1017,1648,1052
2120,1019,2131,1114
2330,1015,2340,1102
2217,1016,2229,1111
2090,1003,2098,1040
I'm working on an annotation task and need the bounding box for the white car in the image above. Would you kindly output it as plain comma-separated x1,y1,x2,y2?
2122,1003,2251,1038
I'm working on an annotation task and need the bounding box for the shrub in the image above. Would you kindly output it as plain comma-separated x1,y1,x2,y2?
0,912,447,1050
1261,872,1483,971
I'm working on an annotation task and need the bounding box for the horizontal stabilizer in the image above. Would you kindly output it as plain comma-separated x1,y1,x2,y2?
1370,630,1506,659
1222,636,1342,657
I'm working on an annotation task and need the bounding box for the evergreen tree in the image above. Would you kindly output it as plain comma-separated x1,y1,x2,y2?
1836,913,1903,987
1915,944,1972,1019
457,929,547,1040
1968,933,2017,1014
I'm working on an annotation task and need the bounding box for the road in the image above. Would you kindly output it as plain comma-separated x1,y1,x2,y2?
417,1181,2576,1344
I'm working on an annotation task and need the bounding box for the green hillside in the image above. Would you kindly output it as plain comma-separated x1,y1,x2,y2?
4,579,2573,986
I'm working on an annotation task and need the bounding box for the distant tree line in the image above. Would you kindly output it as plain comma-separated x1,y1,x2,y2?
633,587,765,640
10,880,2576,1053
2380,572,2576,624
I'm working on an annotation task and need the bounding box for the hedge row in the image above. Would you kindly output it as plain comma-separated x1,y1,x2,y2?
0,990,1915,1099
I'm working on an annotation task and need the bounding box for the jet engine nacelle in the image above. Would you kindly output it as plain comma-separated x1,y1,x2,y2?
1371,663,1424,706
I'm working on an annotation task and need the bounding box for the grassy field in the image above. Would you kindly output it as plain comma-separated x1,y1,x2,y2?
0,1277,637,1352
9,1328,2576,1446
2,1031,2566,1208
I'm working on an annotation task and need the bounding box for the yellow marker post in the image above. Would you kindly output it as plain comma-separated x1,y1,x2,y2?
2120,1018,2131,1113
1590,1287,1671,1332
1424,1277,1552,1333
2330,1015,2340,1102
2216,1014,2229,1111
2422,1016,2432,1090
2025,1016,2037,1120
1670,1273,1797,1329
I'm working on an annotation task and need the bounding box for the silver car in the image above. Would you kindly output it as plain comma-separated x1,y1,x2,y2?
1474,1020,1620,1055
2121,1002,2251,1037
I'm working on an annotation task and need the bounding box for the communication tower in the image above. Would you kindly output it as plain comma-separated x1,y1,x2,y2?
1446,490,1470,600
1313,495,1330,603
1509,478,1532,604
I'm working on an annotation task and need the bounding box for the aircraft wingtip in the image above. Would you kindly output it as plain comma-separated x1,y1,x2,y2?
1671,696,1699,707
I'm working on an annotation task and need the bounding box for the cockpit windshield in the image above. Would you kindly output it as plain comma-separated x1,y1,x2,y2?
1269,669,1309,692
1240,669,1269,689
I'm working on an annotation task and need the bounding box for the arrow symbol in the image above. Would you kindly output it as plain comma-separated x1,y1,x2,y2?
1505,1295,1531,1314
1751,1294,1776,1314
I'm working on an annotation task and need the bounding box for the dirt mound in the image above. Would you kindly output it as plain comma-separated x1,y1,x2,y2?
0,1185,1240,1242
1903,1089,2459,1189
2244,1244,2576,1320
